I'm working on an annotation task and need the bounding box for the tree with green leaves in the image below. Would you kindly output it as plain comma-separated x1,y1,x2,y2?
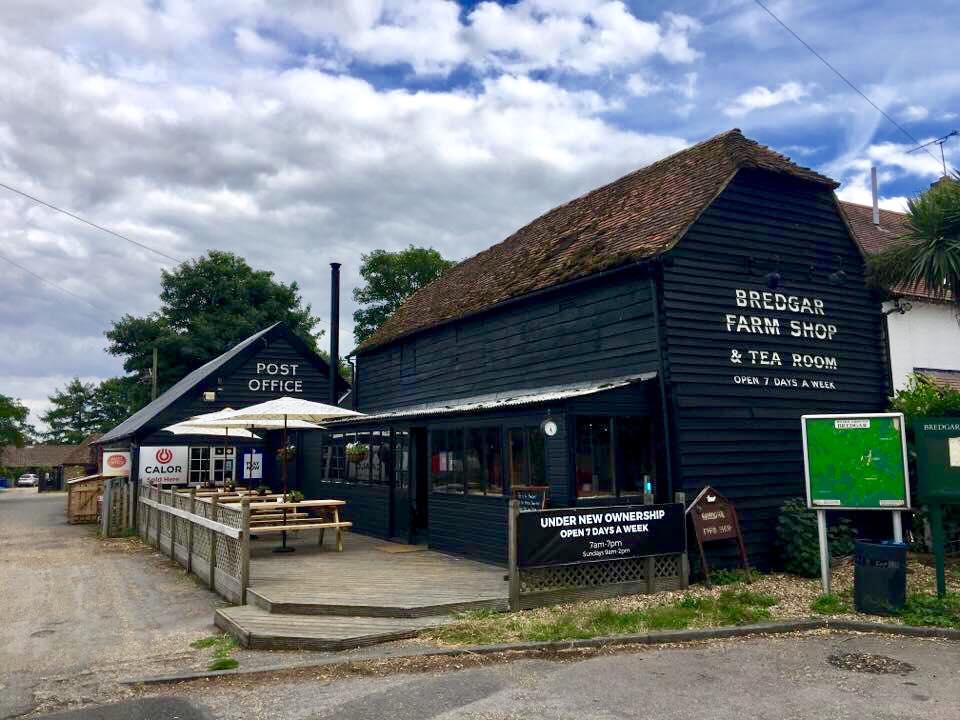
91,376,140,431
0,394,33,447
106,251,323,406
40,378,98,443
352,246,455,344
869,174,960,301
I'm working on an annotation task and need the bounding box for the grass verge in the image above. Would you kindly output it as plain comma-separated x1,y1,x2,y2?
191,633,240,671
427,590,779,646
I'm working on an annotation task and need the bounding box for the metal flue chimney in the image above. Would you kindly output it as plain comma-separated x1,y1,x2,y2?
871,166,880,225
329,262,341,406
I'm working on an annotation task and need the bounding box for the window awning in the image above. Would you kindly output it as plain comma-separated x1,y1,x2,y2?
327,372,657,425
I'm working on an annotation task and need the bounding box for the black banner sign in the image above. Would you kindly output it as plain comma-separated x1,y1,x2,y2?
517,503,686,568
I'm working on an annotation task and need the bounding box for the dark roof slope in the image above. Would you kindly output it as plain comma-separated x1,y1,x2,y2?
839,200,943,302
98,324,279,444
358,128,837,353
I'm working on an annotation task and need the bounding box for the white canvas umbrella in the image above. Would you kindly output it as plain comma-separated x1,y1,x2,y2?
209,398,363,552
162,409,261,487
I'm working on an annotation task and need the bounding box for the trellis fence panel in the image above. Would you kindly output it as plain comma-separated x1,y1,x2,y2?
137,484,250,604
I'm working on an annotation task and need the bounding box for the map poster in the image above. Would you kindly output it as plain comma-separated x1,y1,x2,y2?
801,413,910,511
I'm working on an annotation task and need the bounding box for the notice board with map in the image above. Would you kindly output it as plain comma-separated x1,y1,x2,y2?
801,413,910,510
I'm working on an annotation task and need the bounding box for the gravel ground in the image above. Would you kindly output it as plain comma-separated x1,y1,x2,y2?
0,489,225,718
427,555,960,645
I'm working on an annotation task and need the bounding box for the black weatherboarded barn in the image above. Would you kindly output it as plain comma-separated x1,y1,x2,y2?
98,322,349,489
305,129,888,568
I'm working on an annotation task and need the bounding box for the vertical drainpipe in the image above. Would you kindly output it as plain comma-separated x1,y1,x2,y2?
329,262,341,406
649,263,675,500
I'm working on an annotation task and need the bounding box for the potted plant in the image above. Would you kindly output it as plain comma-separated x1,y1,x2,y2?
346,442,369,464
224,480,236,493
275,443,297,462
255,484,270,497
286,490,304,503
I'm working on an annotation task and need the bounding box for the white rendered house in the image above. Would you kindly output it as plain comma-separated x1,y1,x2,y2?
841,200,960,392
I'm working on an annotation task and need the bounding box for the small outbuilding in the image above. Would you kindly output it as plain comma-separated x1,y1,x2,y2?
96,322,349,491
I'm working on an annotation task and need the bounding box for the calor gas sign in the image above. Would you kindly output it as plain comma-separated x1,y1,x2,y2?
138,446,189,485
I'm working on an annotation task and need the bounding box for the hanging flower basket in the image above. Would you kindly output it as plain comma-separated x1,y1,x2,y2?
346,442,369,464
275,444,297,461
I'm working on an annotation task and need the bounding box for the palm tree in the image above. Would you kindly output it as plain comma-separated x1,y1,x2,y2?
869,174,960,302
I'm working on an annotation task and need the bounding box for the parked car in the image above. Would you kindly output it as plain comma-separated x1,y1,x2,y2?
16,473,39,487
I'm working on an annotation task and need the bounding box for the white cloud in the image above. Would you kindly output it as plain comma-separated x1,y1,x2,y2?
900,104,929,122
723,81,811,117
626,73,663,97
0,11,690,426
234,28,289,63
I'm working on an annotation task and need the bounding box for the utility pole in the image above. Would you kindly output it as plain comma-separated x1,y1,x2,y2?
151,347,158,401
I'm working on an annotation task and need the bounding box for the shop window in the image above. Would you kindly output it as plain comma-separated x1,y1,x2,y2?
431,428,464,493
189,446,210,485
465,428,503,496
394,430,410,490
189,446,235,486
508,427,546,488
576,416,655,498
323,430,391,484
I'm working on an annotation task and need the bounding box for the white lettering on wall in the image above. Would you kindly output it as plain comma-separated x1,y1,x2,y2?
248,362,305,393
727,288,839,391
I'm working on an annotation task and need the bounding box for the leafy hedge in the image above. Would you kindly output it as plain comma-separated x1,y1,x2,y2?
776,498,855,577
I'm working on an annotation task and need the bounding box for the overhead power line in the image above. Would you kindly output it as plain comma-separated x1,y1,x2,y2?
752,0,945,170
0,180,184,264
0,250,113,323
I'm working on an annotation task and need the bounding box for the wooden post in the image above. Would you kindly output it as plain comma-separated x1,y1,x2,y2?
101,480,112,537
155,487,162,549
240,496,251,605
508,499,520,612
144,483,151,542
187,488,196,574
675,491,689,588
169,490,177,560
209,493,220,592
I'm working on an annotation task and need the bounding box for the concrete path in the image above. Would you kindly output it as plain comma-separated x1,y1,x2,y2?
139,632,960,720
0,489,222,718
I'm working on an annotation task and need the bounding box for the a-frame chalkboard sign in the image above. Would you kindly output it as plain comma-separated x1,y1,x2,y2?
686,486,750,587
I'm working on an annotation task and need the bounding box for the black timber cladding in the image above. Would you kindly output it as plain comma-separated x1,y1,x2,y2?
356,271,661,412
659,169,888,565
99,323,348,447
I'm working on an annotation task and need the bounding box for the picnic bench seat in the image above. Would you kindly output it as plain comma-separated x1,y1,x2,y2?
252,520,352,551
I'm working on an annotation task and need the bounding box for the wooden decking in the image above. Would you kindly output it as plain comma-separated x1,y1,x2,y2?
215,532,508,650
247,532,508,617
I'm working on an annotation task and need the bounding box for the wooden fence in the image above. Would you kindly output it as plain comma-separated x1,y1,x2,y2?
507,493,690,610
100,477,137,536
137,484,251,604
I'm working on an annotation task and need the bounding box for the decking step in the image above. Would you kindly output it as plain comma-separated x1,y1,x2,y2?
215,605,450,651
247,587,508,618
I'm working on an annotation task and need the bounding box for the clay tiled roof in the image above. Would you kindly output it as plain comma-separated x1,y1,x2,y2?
839,200,945,302
1,434,101,468
917,368,960,391
358,128,838,353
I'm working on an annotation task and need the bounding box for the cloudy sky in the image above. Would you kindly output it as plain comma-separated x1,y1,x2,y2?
1,0,957,428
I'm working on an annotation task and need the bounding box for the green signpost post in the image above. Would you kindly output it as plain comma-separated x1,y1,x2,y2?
801,413,910,593
913,417,960,598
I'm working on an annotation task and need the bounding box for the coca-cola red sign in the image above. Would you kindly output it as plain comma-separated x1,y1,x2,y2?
107,454,127,469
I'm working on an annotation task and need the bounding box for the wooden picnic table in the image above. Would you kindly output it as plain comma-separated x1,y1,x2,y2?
247,499,349,552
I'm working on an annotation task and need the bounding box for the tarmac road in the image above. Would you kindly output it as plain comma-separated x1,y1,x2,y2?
130,631,960,720
0,488,221,719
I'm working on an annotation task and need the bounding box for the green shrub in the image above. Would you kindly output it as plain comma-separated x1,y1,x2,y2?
898,593,960,628
207,657,240,671
708,568,759,585
811,593,848,615
776,498,855,577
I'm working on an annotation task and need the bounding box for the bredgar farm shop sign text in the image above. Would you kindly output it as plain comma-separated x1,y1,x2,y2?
517,504,685,567
725,288,838,391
